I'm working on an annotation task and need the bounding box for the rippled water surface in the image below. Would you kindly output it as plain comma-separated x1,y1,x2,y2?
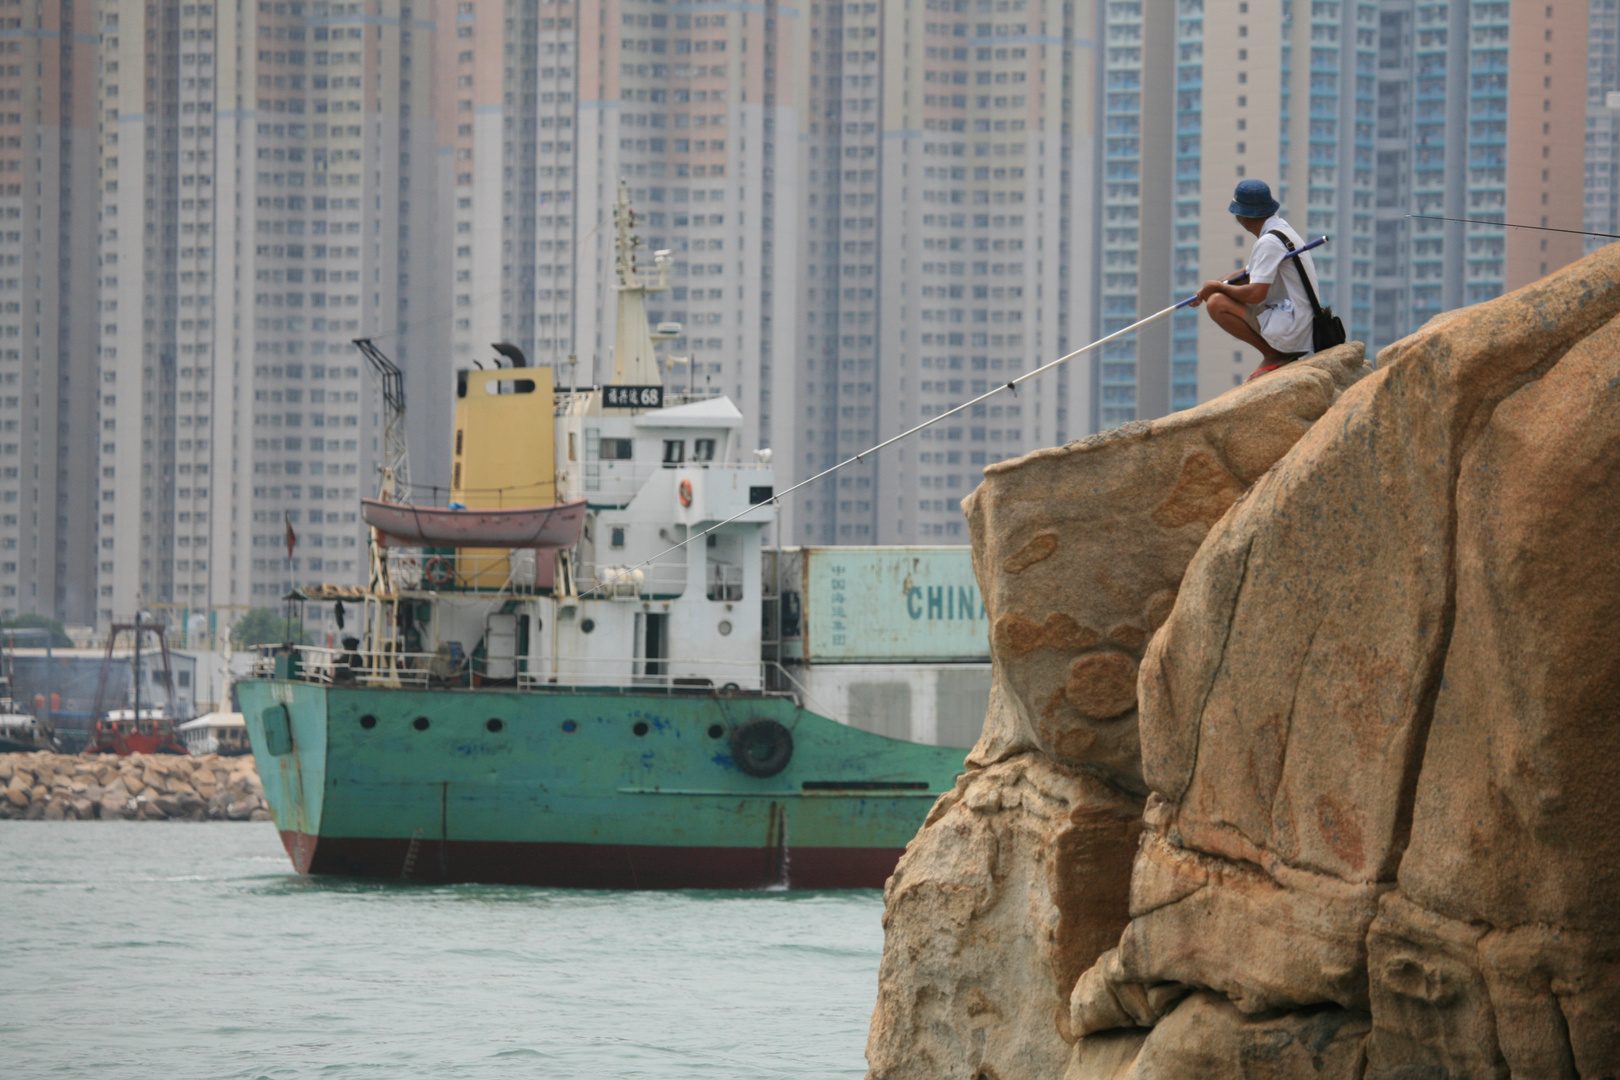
0,823,885,1079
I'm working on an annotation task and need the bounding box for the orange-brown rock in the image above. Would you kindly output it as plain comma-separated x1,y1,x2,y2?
866,345,1372,1080
1063,653,1138,722
963,343,1372,793
1065,991,1368,1080
1373,267,1620,1078
1068,243,1620,1077
865,756,1141,1080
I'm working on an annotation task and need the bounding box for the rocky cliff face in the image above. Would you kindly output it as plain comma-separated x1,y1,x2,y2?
866,344,1374,1080
868,245,1620,1080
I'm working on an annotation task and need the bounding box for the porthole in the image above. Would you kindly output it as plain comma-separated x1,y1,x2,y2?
707,724,725,739
633,721,650,737
359,714,378,730
412,716,430,731
717,620,733,636
580,618,596,633
562,719,578,733
486,718,505,733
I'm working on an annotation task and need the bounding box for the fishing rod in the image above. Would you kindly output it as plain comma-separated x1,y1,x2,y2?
1406,214,1620,241
581,235,1333,598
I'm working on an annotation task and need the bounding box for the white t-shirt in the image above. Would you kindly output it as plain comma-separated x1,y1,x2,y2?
1246,215,1321,355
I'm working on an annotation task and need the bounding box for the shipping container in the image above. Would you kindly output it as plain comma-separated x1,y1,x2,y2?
769,546,989,664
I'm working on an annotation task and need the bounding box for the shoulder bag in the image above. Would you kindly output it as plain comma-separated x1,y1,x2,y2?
1267,229,1346,354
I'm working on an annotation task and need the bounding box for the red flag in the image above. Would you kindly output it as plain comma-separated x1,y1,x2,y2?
284,511,297,561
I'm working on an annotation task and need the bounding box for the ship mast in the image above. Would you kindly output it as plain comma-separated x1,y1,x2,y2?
608,181,673,387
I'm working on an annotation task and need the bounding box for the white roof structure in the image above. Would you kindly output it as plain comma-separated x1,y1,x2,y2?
177,711,245,732
633,395,744,429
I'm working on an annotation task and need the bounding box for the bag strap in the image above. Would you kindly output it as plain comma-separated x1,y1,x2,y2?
1266,229,1326,317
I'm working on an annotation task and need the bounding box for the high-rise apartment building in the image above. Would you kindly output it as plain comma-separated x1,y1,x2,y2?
1097,0,1375,429
450,0,1101,546
1586,0,1620,254
1371,1,1590,355
0,1,100,625
94,0,437,631
10,0,1617,630
438,0,799,501
792,0,1099,543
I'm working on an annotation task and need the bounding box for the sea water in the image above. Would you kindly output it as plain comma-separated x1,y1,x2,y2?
0,823,884,1079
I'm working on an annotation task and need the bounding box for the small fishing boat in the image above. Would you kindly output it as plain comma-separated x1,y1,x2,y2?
85,709,190,757
0,635,56,752
0,711,56,754
84,615,191,756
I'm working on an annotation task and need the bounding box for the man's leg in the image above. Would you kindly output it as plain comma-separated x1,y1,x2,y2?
1204,293,1285,364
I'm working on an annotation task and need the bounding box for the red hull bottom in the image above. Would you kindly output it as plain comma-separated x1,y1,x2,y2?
279,830,903,890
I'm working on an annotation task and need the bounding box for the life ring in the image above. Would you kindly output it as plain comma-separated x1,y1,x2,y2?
678,478,693,508
423,555,455,587
730,717,793,778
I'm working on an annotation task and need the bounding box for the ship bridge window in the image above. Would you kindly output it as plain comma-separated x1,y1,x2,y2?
662,439,686,464
599,437,632,460
693,438,716,461
485,378,536,395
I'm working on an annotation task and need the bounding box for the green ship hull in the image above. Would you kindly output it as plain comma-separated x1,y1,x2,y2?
237,679,966,889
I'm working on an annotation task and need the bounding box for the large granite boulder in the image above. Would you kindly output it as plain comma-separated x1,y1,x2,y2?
867,757,1142,1080
865,344,1373,1080
1069,244,1620,1075
1370,274,1620,1078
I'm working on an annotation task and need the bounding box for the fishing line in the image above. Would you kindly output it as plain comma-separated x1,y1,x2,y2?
578,235,1332,598
1405,214,1620,240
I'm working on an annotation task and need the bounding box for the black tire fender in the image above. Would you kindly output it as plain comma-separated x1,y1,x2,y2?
729,717,794,778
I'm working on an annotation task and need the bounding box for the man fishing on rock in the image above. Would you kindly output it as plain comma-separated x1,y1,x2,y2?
1188,179,1328,381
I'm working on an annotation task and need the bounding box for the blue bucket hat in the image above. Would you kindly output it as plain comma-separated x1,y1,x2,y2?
1229,179,1280,219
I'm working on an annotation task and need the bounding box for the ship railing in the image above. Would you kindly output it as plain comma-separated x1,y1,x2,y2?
255,646,440,688
575,557,690,599
516,656,769,694
380,547,712,599
382,548,552,594
254,646,802,699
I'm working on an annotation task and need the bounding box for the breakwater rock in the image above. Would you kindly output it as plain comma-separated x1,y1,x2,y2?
868,243,1620,1080
0,752,269,822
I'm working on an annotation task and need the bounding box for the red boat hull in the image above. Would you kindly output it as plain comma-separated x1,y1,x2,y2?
280,830,902,890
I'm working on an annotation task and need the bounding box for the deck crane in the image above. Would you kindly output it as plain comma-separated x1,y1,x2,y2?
353,338,411,674
352,337,409,505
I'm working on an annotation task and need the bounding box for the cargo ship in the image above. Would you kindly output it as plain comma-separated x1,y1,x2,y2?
237,188,986,888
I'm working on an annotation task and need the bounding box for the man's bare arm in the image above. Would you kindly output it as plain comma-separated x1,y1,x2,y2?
1188,277,1271,307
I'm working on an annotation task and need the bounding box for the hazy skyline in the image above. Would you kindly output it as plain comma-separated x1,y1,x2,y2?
0,0,1612,631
